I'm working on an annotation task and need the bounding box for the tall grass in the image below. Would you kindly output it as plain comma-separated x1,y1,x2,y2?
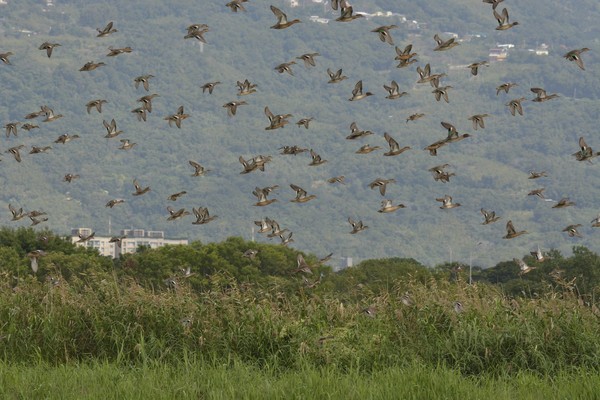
0,270,599,378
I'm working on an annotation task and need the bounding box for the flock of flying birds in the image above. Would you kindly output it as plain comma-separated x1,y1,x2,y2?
0,0,596,277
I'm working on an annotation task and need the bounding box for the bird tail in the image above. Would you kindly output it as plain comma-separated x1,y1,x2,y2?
30,258,38,273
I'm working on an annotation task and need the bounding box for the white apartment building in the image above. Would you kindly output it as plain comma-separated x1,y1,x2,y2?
71,227,188,258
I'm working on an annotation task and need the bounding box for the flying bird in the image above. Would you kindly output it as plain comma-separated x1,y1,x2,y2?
573,137,600,162
168,191,187,201
189,161,210,176
292,254,313,275
378,199,406,213
383,80,408,99
296,117,314,129
530,246,546,262
86,99,108,114
223,101,247,117
496,82,518,95
97,21,118,37
433,33,459,51
552,198,575,209
348,218,368,234
38,42,61,58
506,97,526,116
296,53,320,67
79,61,106,71
468,114,490,130
167,206,190,221
132,179,151,196
289,184,317,203
436,195,461,209
103,119,123,138
514,258,536,275
483,0,504,10
480,208,501,225
253,186,279,206
201,81,221,94
467,61,489,76
192,207,218,224
270,5,301,29
349,80,373,101
563,48,590,70
63,173,80,183
493,8,519,30
355,144,381,154
406,113,425,123
327,68,348,84
106,199,125,208
383,132,410,156
6,145,25,162
77,231,95,243
106,46,133,57
27,250,47,273
226,0,246,12
119,139,137,150
528,171,547,179
309,149,327,166
5,122,19,137
9,204,26,221
184,26,209,43
369,178,395,196
164,106,190,128
530,87,559,102
0,52,13,65
372,25,398,45
504,220,528,239
336,4,363,22
274,61,296,76
563,224,583,238
134,75,154,91
432,86,453,103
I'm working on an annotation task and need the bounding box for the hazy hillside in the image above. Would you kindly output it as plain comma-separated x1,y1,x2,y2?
0,0,599,267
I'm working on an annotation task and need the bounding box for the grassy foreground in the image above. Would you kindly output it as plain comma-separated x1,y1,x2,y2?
1,360,599,400
2,267,600,398
3,272,600,376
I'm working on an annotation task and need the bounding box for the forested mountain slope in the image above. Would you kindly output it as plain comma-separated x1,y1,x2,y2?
0,0,599,267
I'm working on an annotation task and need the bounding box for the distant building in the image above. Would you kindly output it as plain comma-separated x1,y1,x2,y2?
407,20,423,31
466,32,487,39
309,15,329,23
335,256,353,271
534,43,549,56
489,47,508,62
71,227,188,258
372,11,391,17
496,43,515,49
17,29,37,37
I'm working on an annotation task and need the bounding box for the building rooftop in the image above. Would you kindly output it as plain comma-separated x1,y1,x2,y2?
70,227,188,258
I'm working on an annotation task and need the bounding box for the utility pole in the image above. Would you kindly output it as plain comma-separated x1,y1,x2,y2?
469,253,473,285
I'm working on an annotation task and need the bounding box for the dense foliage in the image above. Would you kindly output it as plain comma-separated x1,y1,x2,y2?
0,227,599,380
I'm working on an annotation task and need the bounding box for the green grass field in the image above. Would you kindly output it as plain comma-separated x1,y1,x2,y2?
1,361,599,400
